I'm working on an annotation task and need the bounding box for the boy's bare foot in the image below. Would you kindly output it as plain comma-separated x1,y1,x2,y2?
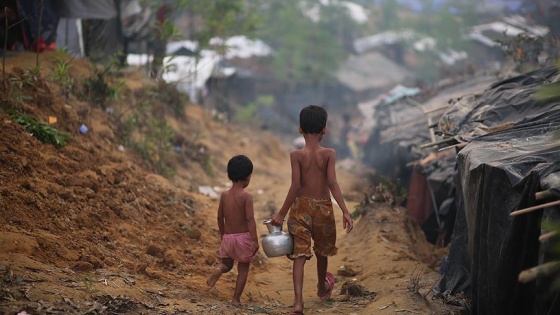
206,268,222,289
231,300,242,307
317,272,335,301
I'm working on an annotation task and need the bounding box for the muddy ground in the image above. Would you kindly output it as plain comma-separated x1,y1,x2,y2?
0,52,463,314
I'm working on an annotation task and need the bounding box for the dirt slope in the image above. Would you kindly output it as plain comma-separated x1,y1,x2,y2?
0,52,460,315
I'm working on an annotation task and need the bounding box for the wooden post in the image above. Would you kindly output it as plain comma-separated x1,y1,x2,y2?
539,231,558,242
510,200,560,217
518,261,560,283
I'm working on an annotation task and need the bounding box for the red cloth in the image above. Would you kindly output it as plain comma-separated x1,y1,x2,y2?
219,232,256,263
406,169,433,225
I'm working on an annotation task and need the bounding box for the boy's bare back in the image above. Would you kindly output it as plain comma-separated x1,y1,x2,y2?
292,146,336,200
219,188,253,234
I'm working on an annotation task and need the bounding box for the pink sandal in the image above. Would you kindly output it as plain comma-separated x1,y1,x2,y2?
320,272,335,301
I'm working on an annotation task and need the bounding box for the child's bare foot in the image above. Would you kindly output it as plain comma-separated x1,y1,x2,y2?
206,268,222,289
290,304,304,315
231,300,242,307
317,281,327,297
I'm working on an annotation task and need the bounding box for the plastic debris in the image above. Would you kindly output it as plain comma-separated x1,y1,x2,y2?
198,186,219,199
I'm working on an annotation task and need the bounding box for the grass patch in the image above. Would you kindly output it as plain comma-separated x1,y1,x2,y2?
13,115,71,148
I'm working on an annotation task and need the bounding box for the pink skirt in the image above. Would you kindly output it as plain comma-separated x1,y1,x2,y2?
219,232,256,263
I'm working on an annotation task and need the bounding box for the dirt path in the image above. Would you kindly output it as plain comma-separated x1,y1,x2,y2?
211,155,457,315
0,54,459,315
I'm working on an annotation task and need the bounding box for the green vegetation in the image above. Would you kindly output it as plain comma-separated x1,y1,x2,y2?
259,1,347,86
497,33,544,72
234,94,274,123
182,0,261,51
12,115,71,148
50,49,74,97
114,84,182,176
377,0,401,30
375,0,477,51
3,76,33,111
83,271,99,294
82,57,125,107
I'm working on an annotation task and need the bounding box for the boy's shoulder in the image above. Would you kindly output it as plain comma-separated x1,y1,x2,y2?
291,146,335,155
290,148,335,161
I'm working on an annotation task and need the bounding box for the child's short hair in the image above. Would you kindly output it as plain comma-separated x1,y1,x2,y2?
300,105,327,134
227,155,253,182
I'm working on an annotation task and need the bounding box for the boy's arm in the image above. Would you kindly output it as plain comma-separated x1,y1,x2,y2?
244,193,259,252
271,152,301,225
217,194,225,238
326,150,354,233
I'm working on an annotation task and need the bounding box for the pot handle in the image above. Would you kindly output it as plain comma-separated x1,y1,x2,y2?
262,219,286,224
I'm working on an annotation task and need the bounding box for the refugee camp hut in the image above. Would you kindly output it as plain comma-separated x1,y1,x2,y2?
336,52,415,104
434,66,560,314
407,76,496,245
0,0,141,60
465,15,549,69
353,30,415,63
357,85,421,187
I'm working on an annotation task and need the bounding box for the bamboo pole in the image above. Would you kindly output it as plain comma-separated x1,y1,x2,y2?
438,142,468,152
510,200,560,217
3,7,7,91
423,105,449,115
36,0,44,67
518,261,560,283
428,116,436,143
480,121,514,133
420,137,456,149
539,231,558,242
535,190,556,201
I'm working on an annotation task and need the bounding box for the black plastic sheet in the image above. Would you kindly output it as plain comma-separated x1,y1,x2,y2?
439,67,560,141
436,108,560,314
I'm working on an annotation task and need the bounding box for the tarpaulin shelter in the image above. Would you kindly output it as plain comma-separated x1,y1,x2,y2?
4,0,142,60
359,75,499,245
435,66,560,315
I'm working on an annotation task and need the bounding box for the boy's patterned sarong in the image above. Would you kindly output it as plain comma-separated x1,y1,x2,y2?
219,232,256,263
287,195,337,259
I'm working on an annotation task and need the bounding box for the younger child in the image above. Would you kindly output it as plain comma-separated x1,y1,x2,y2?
271,105,354,315
206,155,259,306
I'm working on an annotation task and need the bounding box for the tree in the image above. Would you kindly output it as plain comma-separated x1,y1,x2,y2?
258,0,346,86
433,9,462,50
378,0,401,31
177,0,261,52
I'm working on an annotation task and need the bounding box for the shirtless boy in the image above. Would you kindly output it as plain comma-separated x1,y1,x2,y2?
206,155,259,306
271,105,354,315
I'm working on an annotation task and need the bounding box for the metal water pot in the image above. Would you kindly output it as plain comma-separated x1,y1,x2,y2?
262,220,293,257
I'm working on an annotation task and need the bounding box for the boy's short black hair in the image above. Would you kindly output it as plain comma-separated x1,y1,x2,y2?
300,105,327,134
227,155,253,182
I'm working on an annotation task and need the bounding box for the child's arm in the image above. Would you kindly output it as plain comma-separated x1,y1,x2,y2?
271,152,301,225
244,193,259,253
217,194,225,238
326,150,354,233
